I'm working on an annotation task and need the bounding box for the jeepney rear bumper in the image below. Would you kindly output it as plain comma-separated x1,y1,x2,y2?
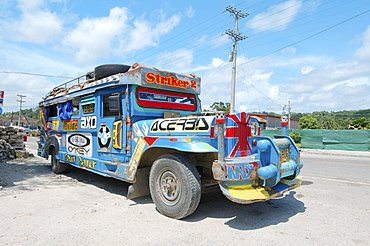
218,177,302,204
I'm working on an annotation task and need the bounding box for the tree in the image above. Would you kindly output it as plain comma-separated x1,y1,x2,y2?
210,102,230,111
320,116,339,130
289,131,302,143
299,115,319,129
349,118,370,129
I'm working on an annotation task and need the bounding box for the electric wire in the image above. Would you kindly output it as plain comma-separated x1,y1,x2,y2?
0,71,73,79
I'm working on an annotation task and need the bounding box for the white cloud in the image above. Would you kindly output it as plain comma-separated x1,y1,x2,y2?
211,58,223,67
153,48,194,73
281,47,297,56
62,7,183,65
355,25,370,60
63,7,130,65
122,13,181,53
16,0,44,12
246,0,303,32
301,66,313,74
0,73,56,112
2,0,63,44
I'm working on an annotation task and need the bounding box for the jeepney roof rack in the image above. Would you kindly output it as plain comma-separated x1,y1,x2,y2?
41,63,201,102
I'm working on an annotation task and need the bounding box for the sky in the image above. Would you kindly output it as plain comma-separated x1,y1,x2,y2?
0,0,369,115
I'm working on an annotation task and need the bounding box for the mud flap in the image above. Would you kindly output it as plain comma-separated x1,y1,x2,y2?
126,167,150,200
219,177,302,204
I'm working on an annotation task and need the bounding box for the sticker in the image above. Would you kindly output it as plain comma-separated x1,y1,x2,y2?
98,124,111,149
46,120,59,131
150,117,212,133
81,116,97,129
133,122,149,138
78,156,96,169
66,133,92,156
64,153,76,163
113,120,123,149
82,103,95,114
63,119,78,131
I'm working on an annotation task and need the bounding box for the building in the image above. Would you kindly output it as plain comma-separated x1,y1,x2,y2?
248,113,299,130
0,115,38,129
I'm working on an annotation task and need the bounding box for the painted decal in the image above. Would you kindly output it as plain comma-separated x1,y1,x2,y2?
150,117,212,133
82,103,95,114
63,119,78,131
226,113,252,157
98,124,111,149
81,116,97,129
63,154,96,169
78,156,96,169
64,153,76,163
226,163,259,180
113,120,123,149
66,133,92,156
46,120,59,131
133,122,149,138
145,72,197,90
84,74,120,89
126,137,146,181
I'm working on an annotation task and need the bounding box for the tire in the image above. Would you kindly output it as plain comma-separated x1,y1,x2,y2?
50,147,67,174
149,153,201,219
94,64,131,80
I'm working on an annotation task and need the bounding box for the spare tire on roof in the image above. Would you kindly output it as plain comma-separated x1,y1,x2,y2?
94,64,131,80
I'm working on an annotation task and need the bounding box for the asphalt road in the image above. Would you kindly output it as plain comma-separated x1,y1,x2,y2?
0,137,369,245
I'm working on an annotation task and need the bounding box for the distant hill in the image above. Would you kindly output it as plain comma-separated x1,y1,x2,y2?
291,109,370,120
0,107,39,120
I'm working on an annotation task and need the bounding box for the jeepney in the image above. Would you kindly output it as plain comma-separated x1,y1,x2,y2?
38,63,303,219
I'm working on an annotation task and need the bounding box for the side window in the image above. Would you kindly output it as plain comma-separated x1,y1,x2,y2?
48,104,58,117
81,94,95,114
137,88,197,111
103,93,121,117
72,98,80,115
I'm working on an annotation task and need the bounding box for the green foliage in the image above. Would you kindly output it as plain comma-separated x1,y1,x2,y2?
299,115,319,129
292,109,370,130
0,107,39,120
349,118,370,129
210,102,230,111
289,131,302,143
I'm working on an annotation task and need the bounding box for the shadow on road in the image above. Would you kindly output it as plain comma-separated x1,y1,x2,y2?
1,156,306,229
187,190,306,230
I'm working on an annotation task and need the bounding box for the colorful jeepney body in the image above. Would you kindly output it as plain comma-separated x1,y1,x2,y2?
38,63,303,219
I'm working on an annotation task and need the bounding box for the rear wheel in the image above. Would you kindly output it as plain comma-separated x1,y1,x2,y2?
149,153,201,219
50,147,67,174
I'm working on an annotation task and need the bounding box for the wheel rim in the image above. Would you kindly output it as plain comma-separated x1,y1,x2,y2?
157,170,181,206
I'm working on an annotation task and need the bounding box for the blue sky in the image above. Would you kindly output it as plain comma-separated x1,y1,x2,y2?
0,0,369,114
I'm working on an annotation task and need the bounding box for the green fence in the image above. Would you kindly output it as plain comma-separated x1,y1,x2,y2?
261,129,370,151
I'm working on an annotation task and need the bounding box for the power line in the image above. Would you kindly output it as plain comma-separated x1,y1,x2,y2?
0,71,73,79
237,8,370,67
141,1,367,71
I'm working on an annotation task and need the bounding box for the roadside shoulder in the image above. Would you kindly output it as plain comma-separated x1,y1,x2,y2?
300,148,370,158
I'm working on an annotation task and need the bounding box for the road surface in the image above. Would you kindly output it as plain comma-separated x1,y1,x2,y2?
0,137,369,245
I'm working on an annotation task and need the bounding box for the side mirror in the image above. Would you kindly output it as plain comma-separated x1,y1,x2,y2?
108,95,121,112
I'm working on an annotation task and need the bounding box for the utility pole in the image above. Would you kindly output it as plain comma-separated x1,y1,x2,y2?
17,94,26,127
224,5,249,112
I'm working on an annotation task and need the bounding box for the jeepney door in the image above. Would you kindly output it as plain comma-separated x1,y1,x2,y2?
97,92,128,160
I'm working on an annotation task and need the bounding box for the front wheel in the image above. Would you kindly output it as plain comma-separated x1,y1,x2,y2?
149,153,201,219
50,148,67,174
